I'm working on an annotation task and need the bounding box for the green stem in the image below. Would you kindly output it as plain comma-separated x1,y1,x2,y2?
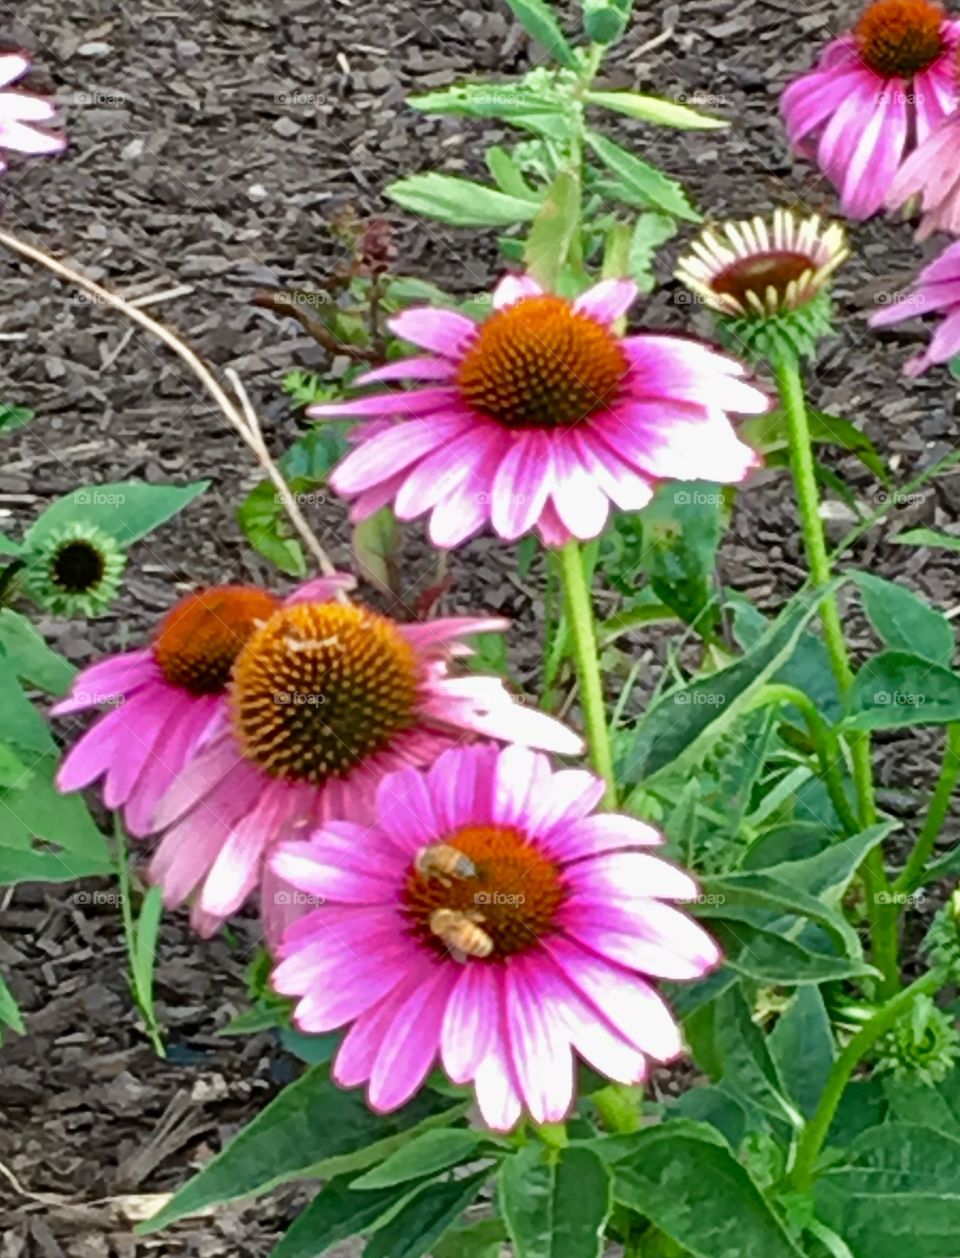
789,968,943,1190
748,684,859,834
775,358,897,993
557,540,616,806
592,1083,643,1133
895,723,960,896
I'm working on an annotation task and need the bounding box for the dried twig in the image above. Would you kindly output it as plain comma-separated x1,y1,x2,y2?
252,288,380,363
0,227,340,578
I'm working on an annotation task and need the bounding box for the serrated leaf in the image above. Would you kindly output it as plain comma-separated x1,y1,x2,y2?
612,1121,802,1257
237,480,307,577
586,130,700,220
501,0,578,68
845,650,960,730
585,89,727,129
25,480,208,549
499,1143,612,1258
524,169,581,290
387,174,540,228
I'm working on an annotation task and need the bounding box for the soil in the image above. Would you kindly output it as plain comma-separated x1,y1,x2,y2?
1,0,959,1254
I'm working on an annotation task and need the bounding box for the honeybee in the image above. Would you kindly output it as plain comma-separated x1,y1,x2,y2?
414,843,478,887
429,908,493,959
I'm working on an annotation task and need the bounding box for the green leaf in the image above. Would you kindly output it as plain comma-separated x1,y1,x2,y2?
486,146,540,199
279,426,350,482
710,984,800,1129
269,1172,425,1258
634,480,725,628
140,1072,465,1232
387,174,540,228
585,130,700,221
433,1219,508,1258
816,1122,960,1257
410,86,572,141
363,1169,490,1258
891,526,960,554
581,0,633,44
852,572,953,664
618,583,837,787
612,1121,802,1256
0,533,22,555
741,409,888,485
524,170,581,290
697,870,870,984
0,609,76,695
625,213,677,292
26,480,208,549
752,824,895,906
0,969,25,1039
0,750,112,867
0,845,114,884
351,1128,482,1190
237,480,306,577
132,885,163,1014
498,1144,612,1258
501,0,579,68
279,1027,341,1065
768,987,836,1122
0,403,34,434
585,89,728,129
352,506,398,594
845,650,960,730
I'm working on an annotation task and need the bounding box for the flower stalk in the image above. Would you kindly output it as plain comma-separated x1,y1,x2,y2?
895,723,960,897
557,540,617,806
774,357,898,992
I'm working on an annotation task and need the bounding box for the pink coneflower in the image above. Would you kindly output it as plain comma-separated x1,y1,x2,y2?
0,53,65,173
310,275,767,549
869,238,960,372
53,582,296,836
147,598,582,941
781,0,960,220
886,111,960,237
269,744,719,1129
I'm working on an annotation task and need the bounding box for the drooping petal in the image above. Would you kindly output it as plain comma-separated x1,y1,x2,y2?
492,274,543,309
440,962,500,1083
573,278,638,326
367,963,456,1111
388,307,478,358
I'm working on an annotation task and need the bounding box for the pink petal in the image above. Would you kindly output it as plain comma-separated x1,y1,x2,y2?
520,769,605,836
549,439,611,540
490,431,553,541
393,423,503,522
375,767,439,854
573,278,637,325
200,786,295,918
422,677,584,754
841,88,906,220
427,476,492,547
292,952,413,1032
151,734,244,831
441,962,500,1083
0,119,64,154
573,851,699,902
56,703,128,792
354,356,456,385
309,386,461,420
0,55,29,89
561,898,719,979
545,936,683,1061
571,431,655,512
334,969,428,1087
102,689,181,810
601,403,758,485
492,274,543,309
473,977,524,1131
505,955,575,1124
426,745,487,831
283,573,356,606
401,616,510,652
331,412,473,495
51,649,158,715
388,307,477,358
271,840,397,904
543,813,662,862
368,963,456,1111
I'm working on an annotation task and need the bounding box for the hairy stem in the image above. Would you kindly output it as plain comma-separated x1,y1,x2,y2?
895,723,960,896
557,540,616,806
789,968,943,1190
774,358,897,991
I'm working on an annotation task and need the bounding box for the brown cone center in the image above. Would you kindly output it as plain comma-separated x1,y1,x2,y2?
856,0,945,77
153,586,279,695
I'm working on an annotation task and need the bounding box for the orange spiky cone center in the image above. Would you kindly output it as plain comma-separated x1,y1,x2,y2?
153,586,279,695
856,0,945,77
457,295,628,429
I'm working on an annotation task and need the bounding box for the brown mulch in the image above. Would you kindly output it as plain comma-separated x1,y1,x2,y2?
1,0,960,1254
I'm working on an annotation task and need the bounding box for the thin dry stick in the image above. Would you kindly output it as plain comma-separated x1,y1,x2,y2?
0,227,339,578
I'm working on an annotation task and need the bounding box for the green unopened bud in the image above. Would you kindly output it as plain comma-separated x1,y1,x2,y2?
875,994,959,1087
923,897,960,982
22,522,126,618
